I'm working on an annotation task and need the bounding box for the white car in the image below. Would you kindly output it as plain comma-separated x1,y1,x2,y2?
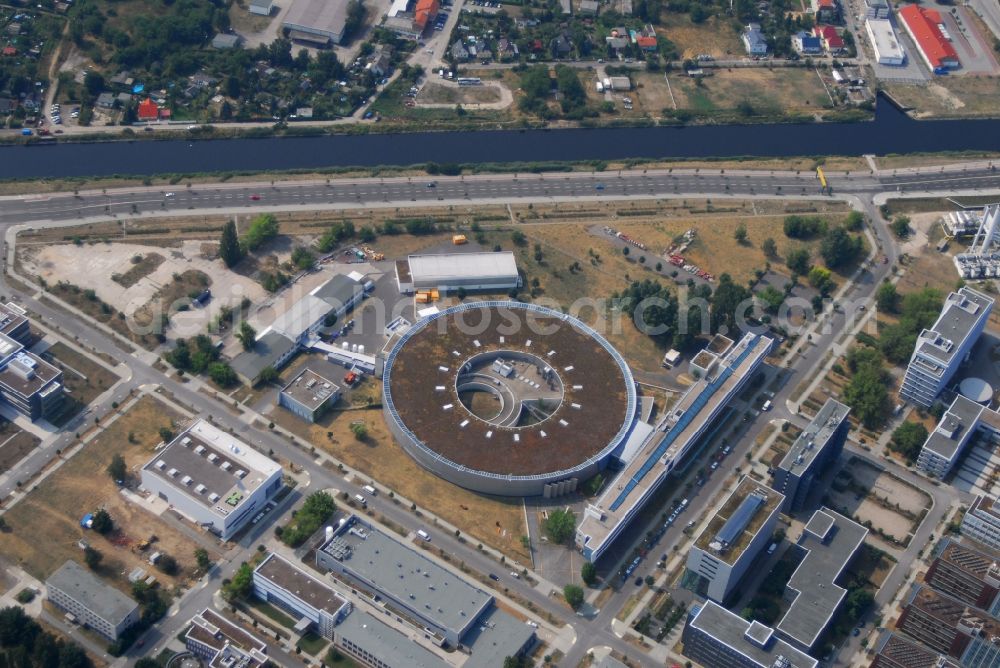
164,192,175,197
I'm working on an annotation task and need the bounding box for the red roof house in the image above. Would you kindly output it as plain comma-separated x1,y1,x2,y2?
413,0,439,29
813,25,844,52
636,35,657,51
1,46,16,56
137,98,159,121
898,4,959,70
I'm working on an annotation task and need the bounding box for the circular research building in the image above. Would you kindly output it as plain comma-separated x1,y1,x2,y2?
383,302,637,497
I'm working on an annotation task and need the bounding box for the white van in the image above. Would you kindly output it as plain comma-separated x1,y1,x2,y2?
354,494,367,507
362,485,377,496
416,529,431,541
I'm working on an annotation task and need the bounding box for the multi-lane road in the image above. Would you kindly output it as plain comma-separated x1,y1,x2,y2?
1,161,998,667
3,163,1000,225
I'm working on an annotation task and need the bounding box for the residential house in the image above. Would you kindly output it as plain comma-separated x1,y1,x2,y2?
814,25,845,53
96,92,116,109
580,0,599,14
793,31,823,55
249,0,274,15
551,32,573,58
367,45,394,76
742,23,768,56
451,40,470,61
497,38,517,60
2,46,16,56
812,0,840,23
211,33,243,49
137,98,159,121
109,71,131,88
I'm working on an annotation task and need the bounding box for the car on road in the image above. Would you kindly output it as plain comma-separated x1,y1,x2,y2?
250,194,261,200
595,183,605,190
488,573,500,581
164,192,175,198
416,529,431,541
852,628,861,637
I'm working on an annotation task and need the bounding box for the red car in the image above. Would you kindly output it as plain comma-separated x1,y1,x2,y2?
249,194,261,200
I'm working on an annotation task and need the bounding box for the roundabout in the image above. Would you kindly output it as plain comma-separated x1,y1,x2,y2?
382,301,637,497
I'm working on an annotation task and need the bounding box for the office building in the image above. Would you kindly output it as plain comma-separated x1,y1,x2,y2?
900,288,993,408
776,508,868,653
253,553,352,639
46,560,140,641
0,302,31,344
916,394,1000,478
577,332,773,562
925,539,1000,615
772,399,849,514
871,631,959,668
686,477,784,603
140,419,283,540
961,495,1000,551
0,337,64,421
184,608,268,668
681,600,818,668
897,585,1000,665
316,515,535,660
279,368,340,422
334,610,446,668
394,252,520,294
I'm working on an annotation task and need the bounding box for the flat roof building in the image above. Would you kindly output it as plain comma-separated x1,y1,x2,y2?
283,0,351,44
395,252,520,294
897,585,1000,663
253,553,353,640
686,477,784,603
866,18,905,65
772,399,850,514
0,302,30,344
962,495,1000,552
140,419,283,540
915,394,1000,478
46,560,140,641
577,333,773,562
0,338,64,421
925,538,1000,615
682,600,818,668
776,508,868,652
871,631,959,668
316,515,493,646
279,368,340,423
864,0,889,18
334,610,447,668
901,287,993,408
185,608,268,668
899,5,960,71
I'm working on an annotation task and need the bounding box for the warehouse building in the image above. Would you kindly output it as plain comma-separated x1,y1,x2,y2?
685,477,784,603
279,368,340,422
776,508,868,653
140,419,283,540
899,5,960,72
961,494,1000,551
46,560,140,641
865,18,906,65
577,332,773,562
901,287,993,408
184,609,268,668
395,252,520,294
682,600,818,668
772,399,850,514
316,515,535,660
925,538,1000,615
283,0,351,45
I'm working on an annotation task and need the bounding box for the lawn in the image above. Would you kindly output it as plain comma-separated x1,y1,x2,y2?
298,631,329,656
669,68,832,116
271,407,531,563
0,423,39,475
0,395,200,587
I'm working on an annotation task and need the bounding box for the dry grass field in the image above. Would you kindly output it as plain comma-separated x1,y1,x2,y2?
271,407,531,562
0,422,39,475
0,395,202,586
45,341,122,427
658,14,744,58
886,77,1000,118
418,83,504,105
669,68,832,115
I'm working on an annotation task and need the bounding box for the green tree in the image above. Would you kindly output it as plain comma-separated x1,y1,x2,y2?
90,508,113,534
219,221,243,268
786,247,811,275
223,562,254,601
807,266,835,296
359,226,377,243
83,546,103,569
351,423,368,441
889,421,928,463
208,362,238,387
845,210,865,231
820,227,863,269
280,492,337,547
243,213,280,251
194,548,211,571
875,282,900,313
258,366,279,385
291,247,315,270
155,554,178,575
236,320,257,351
581,561,598,587
734,224,748,245
544,509,576,544
511,230,528,246
563,584,585,610
344,0,366,38
891,216,910,238
843,348,890,429
84,71,105,97
711,273,751,334
761,237,777,257
106,454,126,482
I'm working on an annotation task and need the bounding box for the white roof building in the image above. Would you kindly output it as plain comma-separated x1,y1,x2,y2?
395,251,520,294
865,18,905,65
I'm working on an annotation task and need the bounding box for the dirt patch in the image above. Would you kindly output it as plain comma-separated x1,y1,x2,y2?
0,395,203,587
668,68,832,115
270,406,530,563
112,252,166,288
417,82,505,105
44,341,122,427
